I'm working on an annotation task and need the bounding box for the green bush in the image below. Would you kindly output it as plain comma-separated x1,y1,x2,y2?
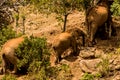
15,36,50,75
0,27,21,49
47,64,72,80
2,74,17,80
111,0,120,16
81,73,94,80
97,57,110,77
27,64,72,80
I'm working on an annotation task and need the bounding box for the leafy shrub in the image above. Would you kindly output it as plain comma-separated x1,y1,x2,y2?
81,72,102,80
2,74,17,80
27,66,49,80
47,64,73,80
111,0,120,16
0,27,21,49
27,64,72,80
97,57,110,77
116,48,120,54
81,73,94,80
15,36,50,75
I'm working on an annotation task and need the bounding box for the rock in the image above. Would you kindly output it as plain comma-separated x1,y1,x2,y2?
80,47,104,59
79,50,95,59
94,49,104,57
113,72,120,80
113,59,120,65
79,59,101,74
115,65,120,70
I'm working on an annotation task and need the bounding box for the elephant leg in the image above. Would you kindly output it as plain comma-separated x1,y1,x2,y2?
111,25,117,36
107,20,117,37
9,55,18,74
82,35,85,46
1,54,7,74
54,49,61,64
2,59,6,74
71,38,78,56
89,23,97,46
11,65,17,74
53,47,59,64
106,22,112,38
58,54,62,63
55,53,62,64
99,23,108,40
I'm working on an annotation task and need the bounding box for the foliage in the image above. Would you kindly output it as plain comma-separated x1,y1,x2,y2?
15,0,94,32
27,66,49,80
116,48,120,54
2,74,17,80
111,0,120,16
81,72,102,80
95,72,102,78
25,62,72,79
15,36,50,75
0,27,21,49
97,57,110,77
21,14,26,34
47,64,72,80
81,73,94,80
23,0,84,32
14,13,19,28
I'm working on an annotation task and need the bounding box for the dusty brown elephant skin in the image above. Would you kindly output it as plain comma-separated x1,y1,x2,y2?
52,32,77,64
86,0,109,46
52,28,86,64
0,36,24,74
66,27,87,46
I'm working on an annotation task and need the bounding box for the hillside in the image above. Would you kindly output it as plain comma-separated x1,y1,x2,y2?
0,5,120,80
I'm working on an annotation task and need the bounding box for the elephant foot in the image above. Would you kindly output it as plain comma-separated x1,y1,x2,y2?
88,41,96,47
55,60,59,65
11,71,17,74
73,50,79,56
111,31,117,36
55,58,61,65
88,43,94,47
101,35,108,40
0,68,3,75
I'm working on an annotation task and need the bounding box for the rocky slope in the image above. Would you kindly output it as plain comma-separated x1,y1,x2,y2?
1,5,120,80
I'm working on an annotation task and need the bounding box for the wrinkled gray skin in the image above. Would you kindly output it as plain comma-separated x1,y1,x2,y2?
86,0,109,46
0,36,24,74
52,27,86,64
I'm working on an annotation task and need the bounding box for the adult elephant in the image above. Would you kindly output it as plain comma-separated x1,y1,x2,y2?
86,0,114,46
0,36,25,74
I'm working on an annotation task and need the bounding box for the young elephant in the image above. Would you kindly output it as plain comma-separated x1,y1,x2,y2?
52,27,86,64
0,36,24,74
86,0,109,46
52,32,77,64
66,27,87,46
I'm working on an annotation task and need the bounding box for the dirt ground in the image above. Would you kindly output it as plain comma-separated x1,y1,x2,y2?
0,5,120,80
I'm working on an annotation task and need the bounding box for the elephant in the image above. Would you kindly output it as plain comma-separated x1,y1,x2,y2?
86,0,117,46
52,32,77,64
52,27,86,64
0,36,25,74
66,27,87,46
86,0,109,46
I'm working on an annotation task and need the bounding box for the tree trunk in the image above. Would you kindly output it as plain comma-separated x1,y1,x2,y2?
63,14,68,32
22,18,25,35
